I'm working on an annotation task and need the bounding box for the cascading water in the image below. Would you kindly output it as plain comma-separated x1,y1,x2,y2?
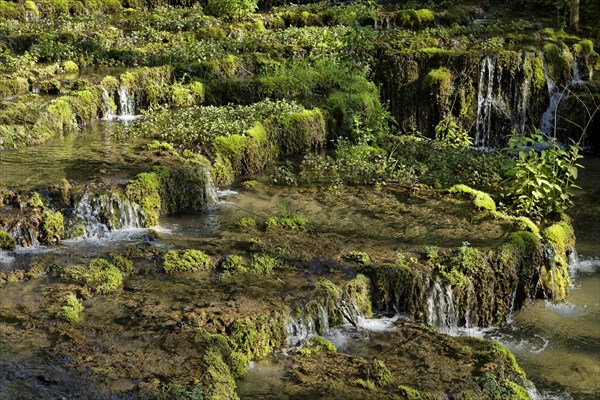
475,56,497,147
72,192,145,239
425,279,458,331
117,86,135,120
540,56,564,137
101,88,116,120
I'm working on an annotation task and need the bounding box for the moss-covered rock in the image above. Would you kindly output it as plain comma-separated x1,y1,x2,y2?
59,258,123,294
163,249,213,273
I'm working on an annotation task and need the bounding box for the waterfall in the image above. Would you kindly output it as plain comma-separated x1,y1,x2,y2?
475,56,503,147
284,303,328,347
101,88,116,120
540,55,566,138
72,192,145,239
117,86,135,120
425,279,458,331
284,298,364,347
516,54,532,133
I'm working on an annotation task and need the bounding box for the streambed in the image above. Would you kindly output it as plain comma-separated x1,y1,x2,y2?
0,128,598,399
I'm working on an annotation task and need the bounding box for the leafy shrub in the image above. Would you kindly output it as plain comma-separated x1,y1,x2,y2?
205,0,258,20
502,133,582,217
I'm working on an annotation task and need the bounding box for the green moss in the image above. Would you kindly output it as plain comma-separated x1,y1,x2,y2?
344,251,371,266
372,359,393,386
126,172,161,227
449,184,496,212
60,258,123,294
212,154,236,188
213,134,249,174
298,336,337,357
111,255,133,276
221,254,247,274
202,349,239,400
250,253,279,275
57,293,84,323
274,109,327,155
100,76,119,93
543,43,573,86
62,61,79,74
227,314,283,360
171,85,194,108
238,217,257,227
188,81,205,103
398,385,423,399
345,274,372,318
0,231,16,251
28,192,44,208
355,378,376,390
42,210,64,244
415,9,435,26
163,249,212,273
395,9,420,29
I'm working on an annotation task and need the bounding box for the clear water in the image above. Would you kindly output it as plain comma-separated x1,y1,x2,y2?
0,121,148,189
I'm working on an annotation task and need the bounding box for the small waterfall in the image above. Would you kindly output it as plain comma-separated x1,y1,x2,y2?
72,192,145,239
425,279,458,331
475,56,503,147
284,298,365,347
9,222,40,248
117,86,135,120
516,54,532,133
540,56,564,137
101,88,116,120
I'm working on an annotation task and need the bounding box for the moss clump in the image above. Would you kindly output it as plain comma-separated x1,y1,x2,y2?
60,258,123,294
298,336,337,357
62,61,79,74
213,134,249,174
57,293,84,323
449,184,496,212
398,385,423,399
163,249,212,273
249,253,279,275
344,251,371,266
227,315,283,360
273,109,327,156
126,172,161,227
221,254,248,274
111,255,133,276
42,210,64,244
345,274,373,318
540,220,575,300
425,67,454,117
238,217,257,228
371,359,393,387
266,207,309,231
0,231,16,251
355,378,377,390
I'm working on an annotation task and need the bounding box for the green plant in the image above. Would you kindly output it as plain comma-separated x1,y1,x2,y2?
57,293,84,323
502,132,582,217
298,336,337,357
0,231,16,251
60,258,123,294
221,254,248,274
371,359,393,386
266,203,309,231
163,249,212,273
205,0,257,20
434,117,472,149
